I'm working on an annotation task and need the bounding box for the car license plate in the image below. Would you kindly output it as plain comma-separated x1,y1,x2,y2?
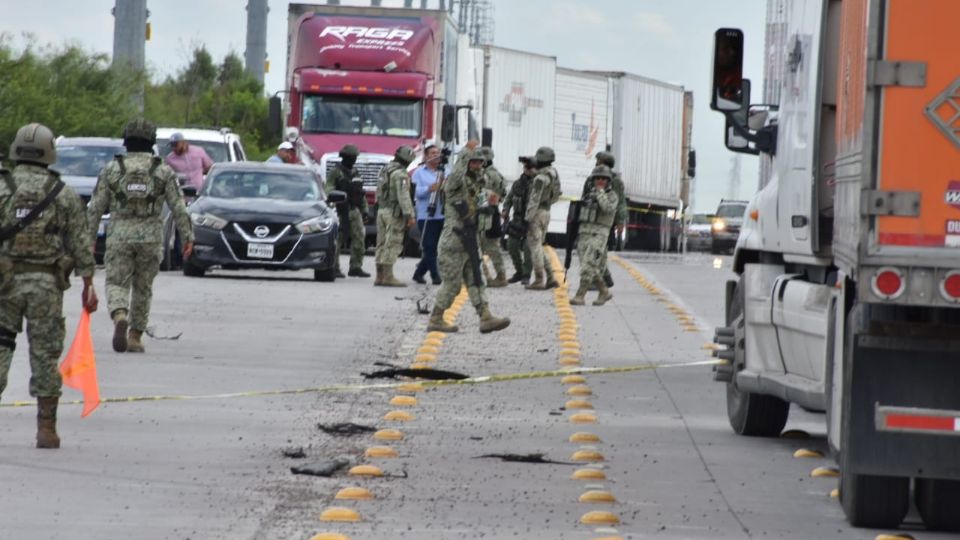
247,243,274,259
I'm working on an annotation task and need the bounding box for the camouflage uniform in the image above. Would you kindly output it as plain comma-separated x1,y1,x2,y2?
572,166,617,306
478,159,507,284
374,152,414,286
0,165,95,399
326,162,368,275
87,153,193,343
585,152,628,286
524,151,561,289
502,172,533,280
427,150,509,334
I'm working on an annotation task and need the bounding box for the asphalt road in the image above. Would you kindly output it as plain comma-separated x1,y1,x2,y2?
0,251,952,539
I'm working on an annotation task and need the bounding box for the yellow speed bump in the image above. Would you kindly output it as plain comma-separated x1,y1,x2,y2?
416,345,439,355
560,342,581,351
560,348,581,357
566,385,592,396
348,465,384,477
396,383,424,393
311,534,351,540
319,507,361,522
383,410,413,422
408,363,431,370
811,466,840,478
780,429,810,439
414,353,437,363
569,432,601,443
426,331,447,340
793,448,824,459
364,446,399,458
559,333,578,341
373,429,403,441
701,343,720,350
572,468,606,480
579,490,617,503
580,511,620,525
335,487,374,500
829,488,840,498
561,375,587,384
565,399,594,410
390,395,418,407
570,412,597,423
572,449,605,462
422,338,443,347
559,357,582,366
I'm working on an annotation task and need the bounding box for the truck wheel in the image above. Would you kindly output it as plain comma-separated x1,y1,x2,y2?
725,278,790,436
839,465,908,528
182,259,206,278
314,267,336,282
916,478,960,531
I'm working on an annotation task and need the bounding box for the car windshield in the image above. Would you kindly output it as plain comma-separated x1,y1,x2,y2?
691,214,712,224
53,145,125,176
157,139,229,163
205,169,321,201
717,204,747,218
300,95,421,137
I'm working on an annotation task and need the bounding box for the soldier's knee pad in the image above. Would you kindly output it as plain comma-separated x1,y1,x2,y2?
0,326,17,351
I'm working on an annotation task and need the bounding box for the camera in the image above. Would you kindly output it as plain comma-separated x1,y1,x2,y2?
439,147,452,167
518,156,532,165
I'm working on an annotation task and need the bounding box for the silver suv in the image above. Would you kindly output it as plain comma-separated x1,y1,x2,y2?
711,199,748,254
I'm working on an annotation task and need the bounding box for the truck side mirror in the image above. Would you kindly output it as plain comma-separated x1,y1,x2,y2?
268,96,283,139
687,149,696,178
440,104,456,143
711,28,745,112
481,128,492,148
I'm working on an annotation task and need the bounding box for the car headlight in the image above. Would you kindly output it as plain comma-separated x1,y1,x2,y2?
190,212,228,230
712,219,727,232
296,214,334,234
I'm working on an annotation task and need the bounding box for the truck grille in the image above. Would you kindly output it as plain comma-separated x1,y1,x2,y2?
325,160,387,189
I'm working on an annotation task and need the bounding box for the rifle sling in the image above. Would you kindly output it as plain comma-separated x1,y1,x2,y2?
0,179,65,242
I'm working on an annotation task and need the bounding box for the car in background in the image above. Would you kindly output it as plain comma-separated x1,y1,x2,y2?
685,213,714,252
711,199,749,254
184,162,345,281
53,137,125,263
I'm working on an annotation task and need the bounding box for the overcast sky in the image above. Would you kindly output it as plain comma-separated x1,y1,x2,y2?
0,0,767,212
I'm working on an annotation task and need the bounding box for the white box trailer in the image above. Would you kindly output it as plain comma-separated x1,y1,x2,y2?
548,68,612,237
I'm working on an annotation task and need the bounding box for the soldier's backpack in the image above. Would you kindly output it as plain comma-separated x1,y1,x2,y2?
377,162,402,207
110,155,164,218
0,169,65,259
547,167,562,205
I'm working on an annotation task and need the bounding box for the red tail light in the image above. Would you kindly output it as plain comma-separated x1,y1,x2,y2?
871,267,905,300
940,271,960,303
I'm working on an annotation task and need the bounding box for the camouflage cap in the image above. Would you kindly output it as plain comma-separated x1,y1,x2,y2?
339,144,360,158
394,145,416,165
595,151,616,168
535,146,555,163
122,118,157,142
10,123,57,166
479,146,494,161
589,165,613,180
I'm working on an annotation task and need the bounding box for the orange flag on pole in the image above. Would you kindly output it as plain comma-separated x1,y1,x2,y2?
58,310,100,417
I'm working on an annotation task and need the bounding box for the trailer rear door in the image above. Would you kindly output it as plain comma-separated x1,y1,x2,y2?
875,0,960,252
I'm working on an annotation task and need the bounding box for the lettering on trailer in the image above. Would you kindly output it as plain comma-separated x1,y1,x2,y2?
947,180,960,211
500,83,544,127
570,100,599,157
320,26,415,43
947,220,960,247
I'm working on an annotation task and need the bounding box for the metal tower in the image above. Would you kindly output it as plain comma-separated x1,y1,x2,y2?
112,0,148,71
245,0,269,85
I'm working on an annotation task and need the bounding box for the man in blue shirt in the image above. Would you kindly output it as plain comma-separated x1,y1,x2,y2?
411,145,445,284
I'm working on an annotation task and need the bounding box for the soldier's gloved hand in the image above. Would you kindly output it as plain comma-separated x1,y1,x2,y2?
82,278,99,313
182,241,194,261
406,217,416,230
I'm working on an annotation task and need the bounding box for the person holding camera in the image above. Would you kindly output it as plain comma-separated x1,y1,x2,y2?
412,145,445,285
501,157,535,284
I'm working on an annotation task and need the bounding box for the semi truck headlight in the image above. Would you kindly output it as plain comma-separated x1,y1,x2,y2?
712,219,727,232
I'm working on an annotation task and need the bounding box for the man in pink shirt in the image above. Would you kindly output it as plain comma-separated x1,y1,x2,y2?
164,132,213,190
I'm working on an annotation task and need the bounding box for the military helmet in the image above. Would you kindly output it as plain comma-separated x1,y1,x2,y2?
339,144,359,158
464,148,485,162
122,118,157,143
595,151,616,168
479,146,494,162
589,165,613,181
394,145,416,165
534,146,555,163
9,123,57,166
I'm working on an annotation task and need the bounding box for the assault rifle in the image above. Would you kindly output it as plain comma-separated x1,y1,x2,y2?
563,199,583,282
451,200,484,287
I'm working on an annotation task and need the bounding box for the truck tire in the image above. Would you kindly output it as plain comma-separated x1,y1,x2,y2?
915,478,960,531
314,267,336,282
725,278,790,436
182,258,206,278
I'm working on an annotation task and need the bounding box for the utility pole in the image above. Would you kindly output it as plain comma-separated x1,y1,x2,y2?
112,0,148,113
729,155,742,200
245,0,269,86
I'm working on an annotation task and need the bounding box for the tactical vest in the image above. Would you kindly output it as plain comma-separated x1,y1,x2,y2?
1,169,64,260
335,165,365,208
536,168,561,209
579,191,615,229
110,155,164,219
511,175,531,221
377,162,403,209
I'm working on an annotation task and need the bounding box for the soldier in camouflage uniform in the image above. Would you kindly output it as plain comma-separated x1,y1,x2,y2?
326,144,370,278
501,159,535,284
524,146,561,290
427,149,510,334
87,119,194,354
0,123,99,449
478,146,507,287
583,151,627,288
571,165,617,306
374,146,415,287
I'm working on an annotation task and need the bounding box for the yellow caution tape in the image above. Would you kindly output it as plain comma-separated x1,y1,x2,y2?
0,360,720,409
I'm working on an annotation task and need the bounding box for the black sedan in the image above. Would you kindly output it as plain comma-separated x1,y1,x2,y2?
183,162,345,281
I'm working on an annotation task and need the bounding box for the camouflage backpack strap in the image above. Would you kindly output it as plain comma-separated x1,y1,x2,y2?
0,168,14,194
110,154,128,204
0,170,65,243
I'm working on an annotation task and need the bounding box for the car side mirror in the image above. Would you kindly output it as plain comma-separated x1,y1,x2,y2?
327,190,347,205
181,185,198,198
711,28,746,112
